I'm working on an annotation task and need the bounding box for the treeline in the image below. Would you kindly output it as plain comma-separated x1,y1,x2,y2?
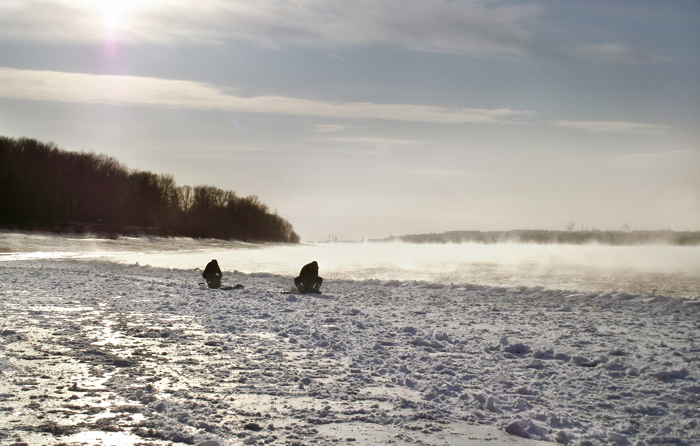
384,230,700,246
0,136,300,242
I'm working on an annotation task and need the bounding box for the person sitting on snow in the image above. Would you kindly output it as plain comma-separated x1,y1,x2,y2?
202,259,223,289
294,261,323,293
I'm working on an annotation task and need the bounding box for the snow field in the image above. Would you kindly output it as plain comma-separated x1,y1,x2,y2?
0,259,699,446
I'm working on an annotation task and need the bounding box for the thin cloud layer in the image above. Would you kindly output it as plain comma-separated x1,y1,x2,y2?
612,150,700,170
0,68,529,124
313,137,422,146
0,68,670,134
0,0,542,56
0,0,660,62
573,43,660,64
409,168,478,178
552,120,671,134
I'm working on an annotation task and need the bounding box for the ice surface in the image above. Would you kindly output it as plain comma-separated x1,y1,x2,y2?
1,258,699,445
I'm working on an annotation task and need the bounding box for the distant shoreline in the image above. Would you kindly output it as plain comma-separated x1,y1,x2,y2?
3,225,700,246
378,229,700,246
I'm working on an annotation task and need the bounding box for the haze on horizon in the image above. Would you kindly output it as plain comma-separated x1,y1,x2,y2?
1,0,698,242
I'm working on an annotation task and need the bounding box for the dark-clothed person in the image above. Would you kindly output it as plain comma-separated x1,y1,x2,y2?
203,259,223,289
294,261,323,293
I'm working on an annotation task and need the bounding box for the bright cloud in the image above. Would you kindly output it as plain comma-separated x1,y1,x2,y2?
0,68,530,124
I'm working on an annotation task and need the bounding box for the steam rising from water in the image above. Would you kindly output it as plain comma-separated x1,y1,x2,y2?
1,232,699,297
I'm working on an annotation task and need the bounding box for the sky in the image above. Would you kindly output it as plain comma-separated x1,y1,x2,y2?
0,0,698,241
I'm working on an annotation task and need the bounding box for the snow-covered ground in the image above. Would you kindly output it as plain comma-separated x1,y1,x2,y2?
1,257,699,446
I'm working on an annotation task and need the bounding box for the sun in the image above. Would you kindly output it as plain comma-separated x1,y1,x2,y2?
97,0,157,35
82,0,170,41
102,3,121,32
100,0,131,33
